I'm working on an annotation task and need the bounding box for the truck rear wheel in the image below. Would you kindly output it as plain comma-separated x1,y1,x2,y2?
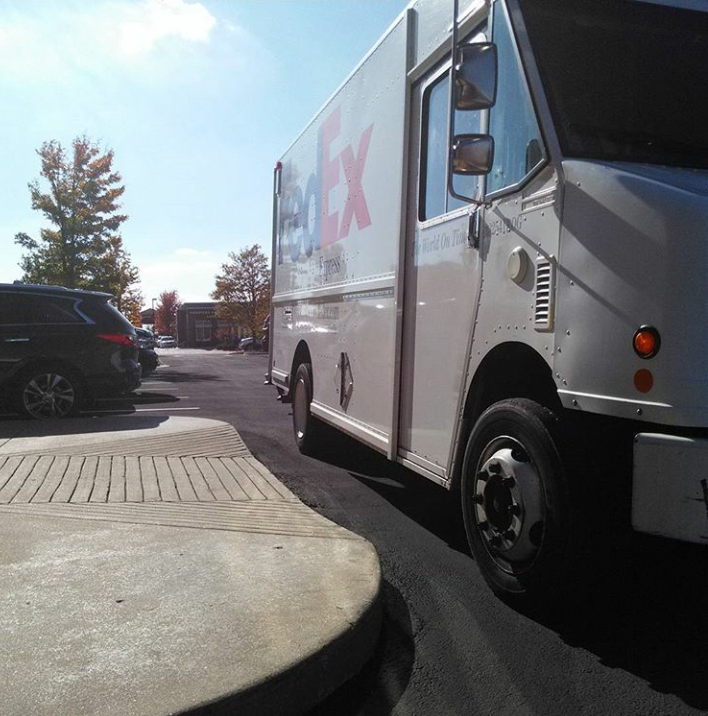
292,363,324,455
461,399,571,602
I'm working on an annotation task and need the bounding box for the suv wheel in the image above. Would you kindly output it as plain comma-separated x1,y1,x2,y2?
16,368,81,419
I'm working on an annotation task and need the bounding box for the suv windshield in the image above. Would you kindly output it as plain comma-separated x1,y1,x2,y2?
518,0,708,169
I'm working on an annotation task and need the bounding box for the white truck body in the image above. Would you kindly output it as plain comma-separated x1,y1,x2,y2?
270,0,708,592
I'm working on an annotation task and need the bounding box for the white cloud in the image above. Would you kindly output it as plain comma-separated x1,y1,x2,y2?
0,0,218,84
118,0,217,57
174,247,214,258
139,247,220,305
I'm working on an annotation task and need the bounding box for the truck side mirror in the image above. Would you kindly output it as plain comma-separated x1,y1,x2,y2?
455,43,498,111
452,134,495,175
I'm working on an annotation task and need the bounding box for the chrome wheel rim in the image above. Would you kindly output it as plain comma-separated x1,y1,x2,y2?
22,373,75,419
472,436,546,574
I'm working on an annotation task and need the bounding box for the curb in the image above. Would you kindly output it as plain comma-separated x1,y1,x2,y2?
0,416,382,716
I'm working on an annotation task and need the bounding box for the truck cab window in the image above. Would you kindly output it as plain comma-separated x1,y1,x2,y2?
519,0,708,169
420,62,483,221
487,2,545,195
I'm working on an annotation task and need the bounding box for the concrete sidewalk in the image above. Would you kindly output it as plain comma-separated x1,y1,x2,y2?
0,415,382,716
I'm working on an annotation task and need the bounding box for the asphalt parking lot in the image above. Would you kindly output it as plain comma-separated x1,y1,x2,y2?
4,349,708,716
0,347,227,421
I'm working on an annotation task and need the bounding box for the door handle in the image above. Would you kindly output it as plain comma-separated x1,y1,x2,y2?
468,208,482,250
4,338,30,343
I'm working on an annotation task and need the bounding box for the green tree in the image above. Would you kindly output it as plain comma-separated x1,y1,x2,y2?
88,234,142,310
14,135,140,309
212,245,270,341
154,290,181,336
123,292,144,327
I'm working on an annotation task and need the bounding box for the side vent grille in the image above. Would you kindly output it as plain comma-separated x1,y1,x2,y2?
534,257,554,331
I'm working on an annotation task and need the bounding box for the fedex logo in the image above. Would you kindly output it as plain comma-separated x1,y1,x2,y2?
279,105,374,265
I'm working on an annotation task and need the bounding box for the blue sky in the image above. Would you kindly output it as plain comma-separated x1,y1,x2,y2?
0,0,407,306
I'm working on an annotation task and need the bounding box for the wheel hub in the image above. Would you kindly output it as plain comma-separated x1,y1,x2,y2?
483,474,515,533
472,440,545,569
23,374,75,419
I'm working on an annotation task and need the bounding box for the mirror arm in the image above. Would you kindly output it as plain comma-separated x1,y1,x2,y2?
447,0,460,211
448,176,486,207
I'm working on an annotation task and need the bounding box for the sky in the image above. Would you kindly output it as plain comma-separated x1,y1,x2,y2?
0,0,408,307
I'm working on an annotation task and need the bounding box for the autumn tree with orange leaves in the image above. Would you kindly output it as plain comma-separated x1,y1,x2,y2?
212,245,270,342
154,290,182,337
14,136,142,311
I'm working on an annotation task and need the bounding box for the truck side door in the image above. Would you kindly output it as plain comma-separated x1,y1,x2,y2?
398,27,488,480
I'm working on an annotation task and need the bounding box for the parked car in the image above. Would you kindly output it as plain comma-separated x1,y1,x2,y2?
138,348,159,377
239,336,262,352
0,283,141,419
156,335,176,348
135,327,155,349
135,328,159,377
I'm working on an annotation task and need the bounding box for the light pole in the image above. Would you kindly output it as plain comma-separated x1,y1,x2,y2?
151,298,157,333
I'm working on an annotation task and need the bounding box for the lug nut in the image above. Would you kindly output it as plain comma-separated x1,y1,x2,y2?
488,462,502,474
472,493,484,504
490,534,502,547
509,503,521,516
503,529,516,541
502,476,515,488
478,520,489,531
477,471,489,481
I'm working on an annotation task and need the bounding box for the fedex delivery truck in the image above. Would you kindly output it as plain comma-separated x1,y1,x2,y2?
269,0,708,599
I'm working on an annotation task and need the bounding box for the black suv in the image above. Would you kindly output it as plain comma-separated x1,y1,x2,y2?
0,283,141,419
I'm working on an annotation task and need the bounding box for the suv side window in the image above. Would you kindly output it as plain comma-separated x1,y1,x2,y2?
0,293,84,325
0,294,30,325
27,296,84,324
487,2,545,195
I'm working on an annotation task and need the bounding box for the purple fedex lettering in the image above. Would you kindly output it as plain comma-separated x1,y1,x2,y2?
321,107,341,248
279,106,374,264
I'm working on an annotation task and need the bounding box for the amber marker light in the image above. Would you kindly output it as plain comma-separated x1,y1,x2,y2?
634,369,654,393
633,326,661,359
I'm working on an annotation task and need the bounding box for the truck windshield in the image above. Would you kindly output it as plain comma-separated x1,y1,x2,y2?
518,0,708,169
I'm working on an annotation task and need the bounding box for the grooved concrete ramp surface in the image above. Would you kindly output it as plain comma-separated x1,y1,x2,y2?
0,416,381,716
0,454,296,504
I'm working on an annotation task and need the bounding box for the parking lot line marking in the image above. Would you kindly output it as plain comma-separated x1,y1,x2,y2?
83,407,201,415
96,390,178,401
135,407,201,412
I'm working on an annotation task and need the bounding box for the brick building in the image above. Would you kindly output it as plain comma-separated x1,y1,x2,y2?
176,302,243,348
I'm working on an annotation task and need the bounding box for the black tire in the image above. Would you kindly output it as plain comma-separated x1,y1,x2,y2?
292,363,324,455
14,367,82,420
461,398,571,602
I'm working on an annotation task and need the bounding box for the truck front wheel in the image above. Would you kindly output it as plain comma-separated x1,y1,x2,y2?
292,363,324,455
461,399,571,602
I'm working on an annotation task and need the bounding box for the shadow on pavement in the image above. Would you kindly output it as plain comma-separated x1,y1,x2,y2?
0,388,181,437
531,533,708,711
306,580,415,716
305,422,468,554
143,370,227,384
304,423,708,712
0,408,172,437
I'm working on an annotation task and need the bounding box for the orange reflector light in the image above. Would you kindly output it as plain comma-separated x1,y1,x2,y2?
634,369,654,393
633,326,660,359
